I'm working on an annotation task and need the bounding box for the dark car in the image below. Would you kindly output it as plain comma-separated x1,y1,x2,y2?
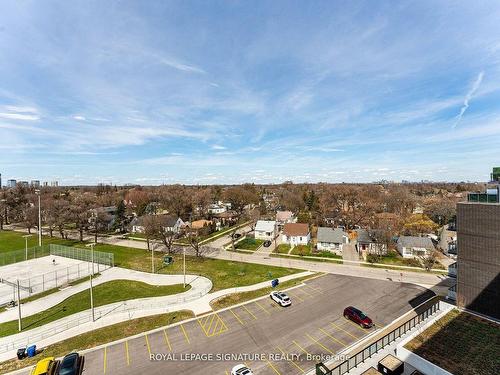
263,240,272,247
232,233,242,239
57,352,81,375
343,306,373,328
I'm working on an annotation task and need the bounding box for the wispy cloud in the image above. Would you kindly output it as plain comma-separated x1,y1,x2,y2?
158,57,205,74
453,71,485,128
0,105,39,121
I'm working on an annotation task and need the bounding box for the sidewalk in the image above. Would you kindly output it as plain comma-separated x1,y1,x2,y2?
0,271,312,362
214,249,453,295
0,267,212,321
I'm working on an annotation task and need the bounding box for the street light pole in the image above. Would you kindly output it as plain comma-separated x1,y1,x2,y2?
22,234,32,261
183,246,186,288
17,280,22,331
151,241,155,274
88,243,95,322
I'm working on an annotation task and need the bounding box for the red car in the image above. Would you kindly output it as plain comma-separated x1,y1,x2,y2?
343,306,373,328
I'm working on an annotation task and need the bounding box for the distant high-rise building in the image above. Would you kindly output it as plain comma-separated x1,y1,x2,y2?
0,173,2,189
43,181,48,187
50,181,59,187
31,180,40,188
20,181,29,188
7,179,16,188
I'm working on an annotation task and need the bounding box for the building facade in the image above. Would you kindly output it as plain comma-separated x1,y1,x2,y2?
456,198,500,320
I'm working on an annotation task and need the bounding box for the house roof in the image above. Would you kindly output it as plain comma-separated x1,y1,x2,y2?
213,210,238,218
317,227,346,243
190,219,212,229
276,210,293,221
375,212,399,220
135,214,180,227
397,236,435,249
283,223,309,237
355,229,373,244
255,220,276,232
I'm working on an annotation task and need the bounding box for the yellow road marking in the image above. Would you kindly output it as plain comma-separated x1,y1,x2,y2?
230,309,245,325
304,284,322,293
125,341,130,366
103,347,107,374
292,340,310,356
145,334,152,355
290,291,304,302
331,322,360,339
206,314,216,332
197,318,209,336
255,301,271,314
319,327,347,346
225,371,230,375
296,288,312,297
163,329,172,351
277,346,305,373
343,318,369,333
306,333,335,354
266,360,281,374
242,305,258,320
180,324,191,344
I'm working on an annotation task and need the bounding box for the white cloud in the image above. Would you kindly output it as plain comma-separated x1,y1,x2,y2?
158,57,205,74
0,112,39,121
212,145,226,150
453,71,484,128
73,115,86,121
0,105,39,121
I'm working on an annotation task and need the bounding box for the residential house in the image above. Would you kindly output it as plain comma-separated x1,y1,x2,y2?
355,229,387,255
90,206,117,231
282,223,310,247
396,236,435,258
188,219,215,236
254,220,276,240
276,210,296,230
208,203,227,214
212,210,238,226
131,214,186,234
316,227,349,255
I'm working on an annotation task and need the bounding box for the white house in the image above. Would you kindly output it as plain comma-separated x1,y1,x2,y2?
208,203,227,214
282,223,310,247
397,236,435,258
131,215,186,234
316,227,349,254
254,220,276,240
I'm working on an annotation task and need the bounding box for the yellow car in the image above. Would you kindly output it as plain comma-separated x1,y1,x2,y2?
30,357,57,375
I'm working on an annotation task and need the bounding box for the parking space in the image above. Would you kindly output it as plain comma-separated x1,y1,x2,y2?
14,274,430,375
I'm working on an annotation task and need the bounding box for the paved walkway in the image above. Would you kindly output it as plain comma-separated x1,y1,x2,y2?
0,267,212,321
342,243,359,263
0,271,311,361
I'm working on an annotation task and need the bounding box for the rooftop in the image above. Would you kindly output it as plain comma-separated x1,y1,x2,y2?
397,236,434,249
283,223,309,237
255,220,276,232
404,309,500,375
317,227,346,243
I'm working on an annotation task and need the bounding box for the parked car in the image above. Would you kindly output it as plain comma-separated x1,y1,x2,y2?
263,240,272,247
232,233,242,239
30,357,57,375
270,291,291,307
343,306,373,328
57,352,81,375
231,364,253,375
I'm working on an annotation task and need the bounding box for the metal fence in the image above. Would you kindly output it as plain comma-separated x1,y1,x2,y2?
316,300,441,375
0,245,114,305
0,279,213,354
49,244,114,268
0,246,49,266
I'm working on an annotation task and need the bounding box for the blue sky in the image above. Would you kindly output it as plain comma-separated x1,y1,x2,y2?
1,0,500,185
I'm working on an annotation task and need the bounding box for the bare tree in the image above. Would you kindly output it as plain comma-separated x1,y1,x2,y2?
420,250,439,271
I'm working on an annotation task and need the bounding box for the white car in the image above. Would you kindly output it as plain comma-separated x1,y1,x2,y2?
270,291,291,307
231,364,253,375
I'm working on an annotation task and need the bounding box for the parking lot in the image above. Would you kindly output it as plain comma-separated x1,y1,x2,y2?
17,274,430,375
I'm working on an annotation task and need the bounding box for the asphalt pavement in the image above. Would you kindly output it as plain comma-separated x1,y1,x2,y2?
14,273,431,375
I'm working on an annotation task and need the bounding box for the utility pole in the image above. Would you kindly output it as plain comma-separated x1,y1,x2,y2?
151,241,155,274
35,190,42,246
17,280,22,331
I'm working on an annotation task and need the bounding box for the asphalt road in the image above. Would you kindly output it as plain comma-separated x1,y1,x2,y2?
16,274,431,375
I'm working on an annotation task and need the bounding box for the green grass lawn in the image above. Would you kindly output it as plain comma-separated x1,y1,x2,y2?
0,310,194,374
290,244,312,256
235,237,264,251
405,309,500,375
366,250,446,270
275,244,291,254
0,230,79,254
0,280,189,338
